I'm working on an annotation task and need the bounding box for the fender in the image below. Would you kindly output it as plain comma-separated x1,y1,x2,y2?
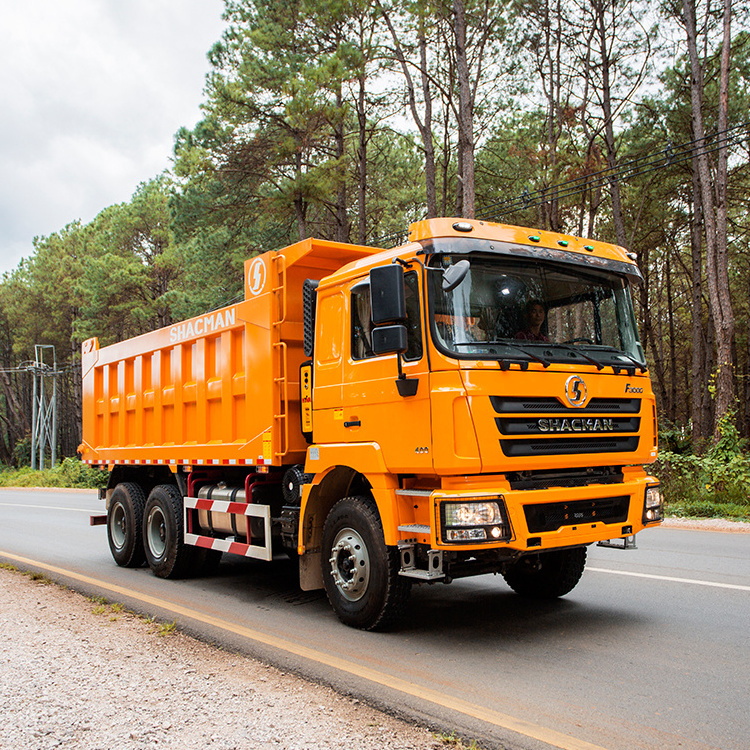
301,442,401,548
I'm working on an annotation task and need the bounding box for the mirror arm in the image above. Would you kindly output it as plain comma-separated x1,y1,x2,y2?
395,353,419,397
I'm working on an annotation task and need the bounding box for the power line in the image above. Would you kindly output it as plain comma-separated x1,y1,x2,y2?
368,121,749,244
478,121,750,222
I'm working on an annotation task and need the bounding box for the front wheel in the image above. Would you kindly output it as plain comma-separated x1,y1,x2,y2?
502,547,587,599
321,496,410,630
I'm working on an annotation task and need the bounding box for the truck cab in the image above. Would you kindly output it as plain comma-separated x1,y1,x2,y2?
299,218,661,628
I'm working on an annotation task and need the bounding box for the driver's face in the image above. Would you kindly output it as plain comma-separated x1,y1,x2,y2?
529,304,545,325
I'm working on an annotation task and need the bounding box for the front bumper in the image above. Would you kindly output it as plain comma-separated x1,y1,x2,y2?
398,470,661,552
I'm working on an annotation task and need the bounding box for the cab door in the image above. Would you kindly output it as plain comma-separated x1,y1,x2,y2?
340,271,433,472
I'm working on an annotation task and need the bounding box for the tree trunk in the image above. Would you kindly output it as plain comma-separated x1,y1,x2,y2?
453,0,475,218
666,251,677,422
418,21,437,218
356,71,368,245
683,0,735,437
689,179,706,444
594,0,627,247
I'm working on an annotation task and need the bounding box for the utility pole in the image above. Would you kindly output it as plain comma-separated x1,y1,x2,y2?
31,345,58,470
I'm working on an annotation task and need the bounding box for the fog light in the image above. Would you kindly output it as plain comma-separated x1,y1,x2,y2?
440,498,511,544
642,485,663,524
446,528,487,541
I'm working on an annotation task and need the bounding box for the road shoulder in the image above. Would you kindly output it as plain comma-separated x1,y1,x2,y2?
0,566,447,750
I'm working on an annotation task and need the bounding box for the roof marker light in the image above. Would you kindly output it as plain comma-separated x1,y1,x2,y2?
558,240,569,247
584,245,594,251
528,235,540,242
453,222,473,232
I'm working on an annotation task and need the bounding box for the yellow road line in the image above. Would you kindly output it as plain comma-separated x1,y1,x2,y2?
0,549,609,750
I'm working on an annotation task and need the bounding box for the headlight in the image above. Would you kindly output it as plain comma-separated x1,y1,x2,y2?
440,499,511,543
643,485,662,523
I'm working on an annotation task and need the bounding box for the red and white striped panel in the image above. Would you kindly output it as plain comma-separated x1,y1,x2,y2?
183,496,272,562
83,457,258,466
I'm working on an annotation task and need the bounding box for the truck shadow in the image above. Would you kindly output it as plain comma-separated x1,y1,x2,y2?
196,555,648,646
399,575,650,643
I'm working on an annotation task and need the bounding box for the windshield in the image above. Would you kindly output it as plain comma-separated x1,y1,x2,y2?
427,255,645,366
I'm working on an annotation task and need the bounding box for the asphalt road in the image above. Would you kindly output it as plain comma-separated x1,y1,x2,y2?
1,488,748,750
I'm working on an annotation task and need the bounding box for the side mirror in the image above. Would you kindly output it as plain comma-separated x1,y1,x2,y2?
370,265,406,324
371,324,407,356
368,263,419,397
442,259,470,292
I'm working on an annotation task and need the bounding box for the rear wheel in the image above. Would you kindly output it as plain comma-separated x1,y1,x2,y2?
143,484,197,579
503,547,587,599
107,483,146,568
321,496,410,630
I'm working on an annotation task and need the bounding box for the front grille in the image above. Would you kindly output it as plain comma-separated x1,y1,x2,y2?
495,416,640,435
490,397,641,414
524,496,630,533
500,436,640,456
490,395,642,457
507,466,624,491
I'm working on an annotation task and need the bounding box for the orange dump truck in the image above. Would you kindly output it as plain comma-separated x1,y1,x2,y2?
81,218,662,629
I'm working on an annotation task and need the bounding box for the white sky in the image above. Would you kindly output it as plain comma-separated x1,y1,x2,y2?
0,0,227,274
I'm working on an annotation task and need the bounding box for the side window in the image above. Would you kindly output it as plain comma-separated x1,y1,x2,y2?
350,271,423,361
351,282,373,360
403,272,423,361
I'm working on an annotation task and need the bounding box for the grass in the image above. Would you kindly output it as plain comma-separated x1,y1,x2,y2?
156,621,178,637
0,457,107,489
435,731,487,749
22,570,52,584
665,498,750,521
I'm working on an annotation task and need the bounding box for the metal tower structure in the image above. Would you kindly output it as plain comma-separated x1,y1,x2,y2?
31,344,58,470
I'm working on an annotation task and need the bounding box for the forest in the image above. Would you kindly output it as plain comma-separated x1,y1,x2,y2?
1,0,749,510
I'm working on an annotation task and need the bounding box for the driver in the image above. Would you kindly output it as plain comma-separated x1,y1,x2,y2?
515,300,549,342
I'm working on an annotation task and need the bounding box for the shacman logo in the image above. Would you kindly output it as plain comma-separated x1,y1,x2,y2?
538,417,614,433
248,257,266,296
565,375,587,407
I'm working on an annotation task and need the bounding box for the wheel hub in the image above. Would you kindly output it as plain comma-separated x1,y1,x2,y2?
110,503,126,550
146,507,167,559
329,527,370,602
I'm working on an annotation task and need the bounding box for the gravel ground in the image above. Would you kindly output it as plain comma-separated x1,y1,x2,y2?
0,567,448,750
661,516,750,532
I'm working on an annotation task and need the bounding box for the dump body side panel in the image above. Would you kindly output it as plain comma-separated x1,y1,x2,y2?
80,239,380,468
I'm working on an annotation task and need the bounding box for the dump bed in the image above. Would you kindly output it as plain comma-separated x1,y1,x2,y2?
79,238,378,469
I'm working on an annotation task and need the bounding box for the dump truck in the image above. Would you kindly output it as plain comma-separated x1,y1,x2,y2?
81,218,662,630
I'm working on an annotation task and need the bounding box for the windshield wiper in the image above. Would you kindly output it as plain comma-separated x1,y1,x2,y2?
489,342,551,369
453,341,551,369
553,343,606,371
554,344,648,375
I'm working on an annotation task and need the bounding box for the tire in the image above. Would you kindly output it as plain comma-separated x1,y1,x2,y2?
107,483,146,568
321,496,410,630
142,484,197,579
502,547,587,599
